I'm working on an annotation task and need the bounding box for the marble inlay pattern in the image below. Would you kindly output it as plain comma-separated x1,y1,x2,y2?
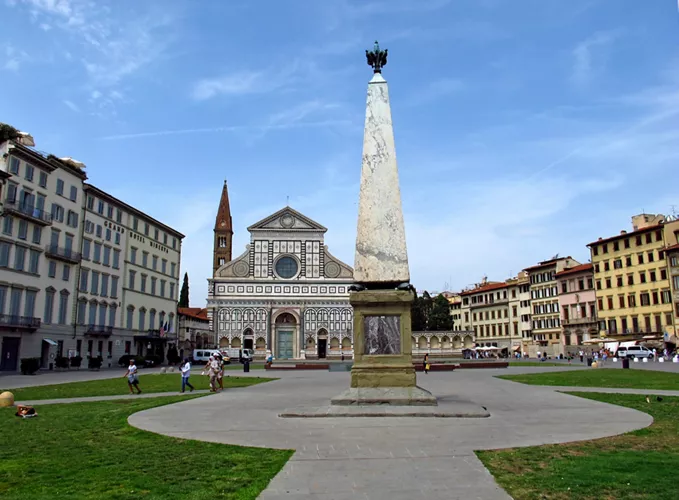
364,315,401,354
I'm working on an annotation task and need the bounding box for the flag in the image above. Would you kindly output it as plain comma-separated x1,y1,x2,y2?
159,322,166,338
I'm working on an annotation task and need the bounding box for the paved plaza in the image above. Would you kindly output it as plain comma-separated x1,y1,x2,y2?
125,366,654,499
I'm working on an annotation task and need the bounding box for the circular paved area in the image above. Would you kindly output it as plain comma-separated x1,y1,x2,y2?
129,367,653,500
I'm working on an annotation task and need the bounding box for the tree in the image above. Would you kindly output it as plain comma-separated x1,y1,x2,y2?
428,294,454,331
411,290,433,332
178,272,189,308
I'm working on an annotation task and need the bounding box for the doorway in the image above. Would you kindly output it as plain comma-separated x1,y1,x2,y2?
317,339,327,359
0,337,20,371
41,340,51,368
243,328,254,351
277,330,293,359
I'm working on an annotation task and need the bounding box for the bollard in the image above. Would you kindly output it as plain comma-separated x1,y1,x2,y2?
613,357,618,362
659,358,665,363
634,357,639,363
0,391,14,407
642,358,648,363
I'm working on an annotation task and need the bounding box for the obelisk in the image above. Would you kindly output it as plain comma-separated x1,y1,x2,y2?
332,42,436,406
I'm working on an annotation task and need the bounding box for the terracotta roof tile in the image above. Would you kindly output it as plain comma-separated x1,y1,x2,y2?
665,243,679,252
587,224,663,247
178,307,209,321
460,282,508,296
555,263,594,277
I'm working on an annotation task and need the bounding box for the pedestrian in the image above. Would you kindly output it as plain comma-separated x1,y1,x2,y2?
216,353,225,391
424,353,430,374
124,358,142,395
180,357,194,393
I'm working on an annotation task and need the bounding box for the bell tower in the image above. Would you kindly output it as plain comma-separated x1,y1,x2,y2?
213,180,233,274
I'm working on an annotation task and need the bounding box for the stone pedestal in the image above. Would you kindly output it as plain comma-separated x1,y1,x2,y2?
331,290,436,406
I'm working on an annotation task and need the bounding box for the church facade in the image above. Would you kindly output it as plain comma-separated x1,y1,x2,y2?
206,182,355,360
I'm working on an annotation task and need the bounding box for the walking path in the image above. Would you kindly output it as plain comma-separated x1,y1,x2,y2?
127,368,654,500
16,390,212,406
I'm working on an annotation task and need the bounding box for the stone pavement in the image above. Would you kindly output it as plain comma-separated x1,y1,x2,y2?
128,367,654,500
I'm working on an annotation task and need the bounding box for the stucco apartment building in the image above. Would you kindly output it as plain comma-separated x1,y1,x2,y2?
666,243,679,345
0,134,183,371
177,307,211,353
588,214,679,343
524,256,580,356
555,263,597,354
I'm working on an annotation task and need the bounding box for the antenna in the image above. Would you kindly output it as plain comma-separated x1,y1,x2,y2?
286,195,289,206
671,205,677,217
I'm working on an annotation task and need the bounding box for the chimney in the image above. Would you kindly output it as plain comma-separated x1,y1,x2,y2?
621,230,627,235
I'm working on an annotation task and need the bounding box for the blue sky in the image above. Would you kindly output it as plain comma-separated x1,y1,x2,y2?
2,0,679,305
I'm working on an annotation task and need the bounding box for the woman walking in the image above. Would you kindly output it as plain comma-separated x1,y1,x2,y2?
180,358,194,393
124,358,142,394
424,353,430,374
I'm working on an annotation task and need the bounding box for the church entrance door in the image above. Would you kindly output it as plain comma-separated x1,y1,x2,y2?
243,338,253,350
317,339,327,359
277,330,293,359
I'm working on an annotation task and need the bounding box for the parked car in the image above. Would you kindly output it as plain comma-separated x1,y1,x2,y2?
617,346,654,359
221,348,254,363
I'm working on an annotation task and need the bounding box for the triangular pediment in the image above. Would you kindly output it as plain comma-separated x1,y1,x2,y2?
247,206,327,233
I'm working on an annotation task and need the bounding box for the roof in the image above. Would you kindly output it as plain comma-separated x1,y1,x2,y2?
665,243,679,253
215,180,232,232
247,206,327,233
178,307,209,321
587,224,663,247
523,257,572,272
460,281,508,297
84,183,185,239
555,263,593,278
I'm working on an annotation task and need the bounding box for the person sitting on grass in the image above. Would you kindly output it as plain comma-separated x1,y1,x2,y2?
180,358,194,393
123,358,142,395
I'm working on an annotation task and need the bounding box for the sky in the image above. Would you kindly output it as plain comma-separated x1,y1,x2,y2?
2,0,679,306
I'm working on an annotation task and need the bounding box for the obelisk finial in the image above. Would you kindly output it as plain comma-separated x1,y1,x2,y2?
365,40,388,74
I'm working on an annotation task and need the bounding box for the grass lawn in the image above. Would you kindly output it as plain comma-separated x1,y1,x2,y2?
477,392,678,500
0,396,292,499
498,368,679,390
3,374,273,401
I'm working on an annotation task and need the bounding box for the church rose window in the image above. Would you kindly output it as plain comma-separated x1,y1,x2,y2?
275,256,298,279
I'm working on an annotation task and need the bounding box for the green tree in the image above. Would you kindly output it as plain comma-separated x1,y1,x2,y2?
428,294,454,331
411,290,433,331
178,272,190,308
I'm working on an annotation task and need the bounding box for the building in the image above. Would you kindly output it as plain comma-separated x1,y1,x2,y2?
517,272,532,350
177,307,211,353
207,183,355,360
665,243,679,347
459,276,522,354
588,214,679,342
555,263,597,354
524,256,580,356
0,133,184,371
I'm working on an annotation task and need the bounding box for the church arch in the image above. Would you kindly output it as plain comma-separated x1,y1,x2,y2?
255,338,266,351
219,337,229,348
463,336,473,348
441,336,451,349
418,336,428,349
231,337,242,348
341,337,351,349
430,336,440,349
329,337,340,349
452,336,462,349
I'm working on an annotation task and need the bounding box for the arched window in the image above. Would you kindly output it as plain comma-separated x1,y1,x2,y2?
159,311,166,329
138,307,146,331
109,304,117,327
149,309,156,330
126,306,135,330
89,300,98,326
168,313,175,333
98,302,107,326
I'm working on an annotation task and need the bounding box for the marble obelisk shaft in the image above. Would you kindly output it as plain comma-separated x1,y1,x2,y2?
354,72,409,285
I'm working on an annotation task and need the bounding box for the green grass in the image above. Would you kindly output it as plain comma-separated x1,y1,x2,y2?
477,392,678,500
498,368,679,390
2,374,274,401
0,396,292,499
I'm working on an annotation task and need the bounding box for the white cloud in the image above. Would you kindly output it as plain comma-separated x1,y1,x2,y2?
191,71,267,100
62,99,80,112
2,44,30,71
571,30,619,87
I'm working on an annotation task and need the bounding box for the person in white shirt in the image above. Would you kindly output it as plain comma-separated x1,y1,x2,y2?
123,359,142,394
180,358,194,393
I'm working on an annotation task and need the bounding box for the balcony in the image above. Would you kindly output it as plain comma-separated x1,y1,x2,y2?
0,314,41,331
85,325,113,337
2,200,52,226
45,245,82,264
563,317,597,327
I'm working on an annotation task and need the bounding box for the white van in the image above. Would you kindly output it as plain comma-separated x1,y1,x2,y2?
617,345,654,359
191,349,221,364
221,348,254,363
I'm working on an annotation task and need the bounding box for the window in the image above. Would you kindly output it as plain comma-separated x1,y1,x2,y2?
674,276,679,291
169,282,175,300
111,276,119,298
607,297,614,310
107,205,113,219
89,302,97,325
7,157,18,174
628,294,637,308
144,223,149,236
650,270,656,282
97,200,104,214
142,252,148,268
80,269,89,292
48,260,56,278
628,274,634,286
129,270,136,289
662,290,672,304
105,228,111,241
101,275,109,297
617,276,623,287
613,259,622,269
561,282,568,293
667,313,673,326
646,233,652,244
154,228,159,240
619,295,625,308
656,230,663,242
103,246,111,266
141,275,147,293
640,272,646,284
130,248,137,264
593,247,599,256
0,242,10,267
91,271,100,294
113,249,120,269
98,303,107,326
24,290,36,318
96,225,102,238
17,220,27,240
648,251,655,263
626,256,632,267
116,209,122,223
44,289,55,324
661,269,668,280
115,232,120,245
151,277,157,295
2,215,12,235
6,182,17,202
133,217,138,231
58,291,69,325
152,255,158,270
605,278,611,289
652,291,659,305
56,179,64,195
87,196,94,210
638,253,644,265
604,261,610,271
603,244,608,254
138,309,146,330
67,210,78,228
149,310,156,329
39,171,47,188
32,226,41,244
109,306,116,327
596,280,601,290
640,293,650,306
82,239,91,260
62,264,70,281
76,300,86,325
69,185,77,202
160,280,166,297
93,242,101,262
51,204,64,223
163,233,167,245
28,249,39,274
126,307,134,330
171,262,176,277
14,245,25,271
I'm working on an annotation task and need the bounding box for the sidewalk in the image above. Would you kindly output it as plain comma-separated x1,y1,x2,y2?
16,390,212,406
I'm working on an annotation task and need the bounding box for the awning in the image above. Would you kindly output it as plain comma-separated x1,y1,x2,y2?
43,338,58,346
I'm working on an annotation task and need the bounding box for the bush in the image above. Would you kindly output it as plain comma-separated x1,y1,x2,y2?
70,356,83,369
88,356,103,370
118,354,147,367
20,357,40,375
55,356,69,369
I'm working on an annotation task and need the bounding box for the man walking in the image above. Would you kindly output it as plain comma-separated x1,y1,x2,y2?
180,358,194,393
